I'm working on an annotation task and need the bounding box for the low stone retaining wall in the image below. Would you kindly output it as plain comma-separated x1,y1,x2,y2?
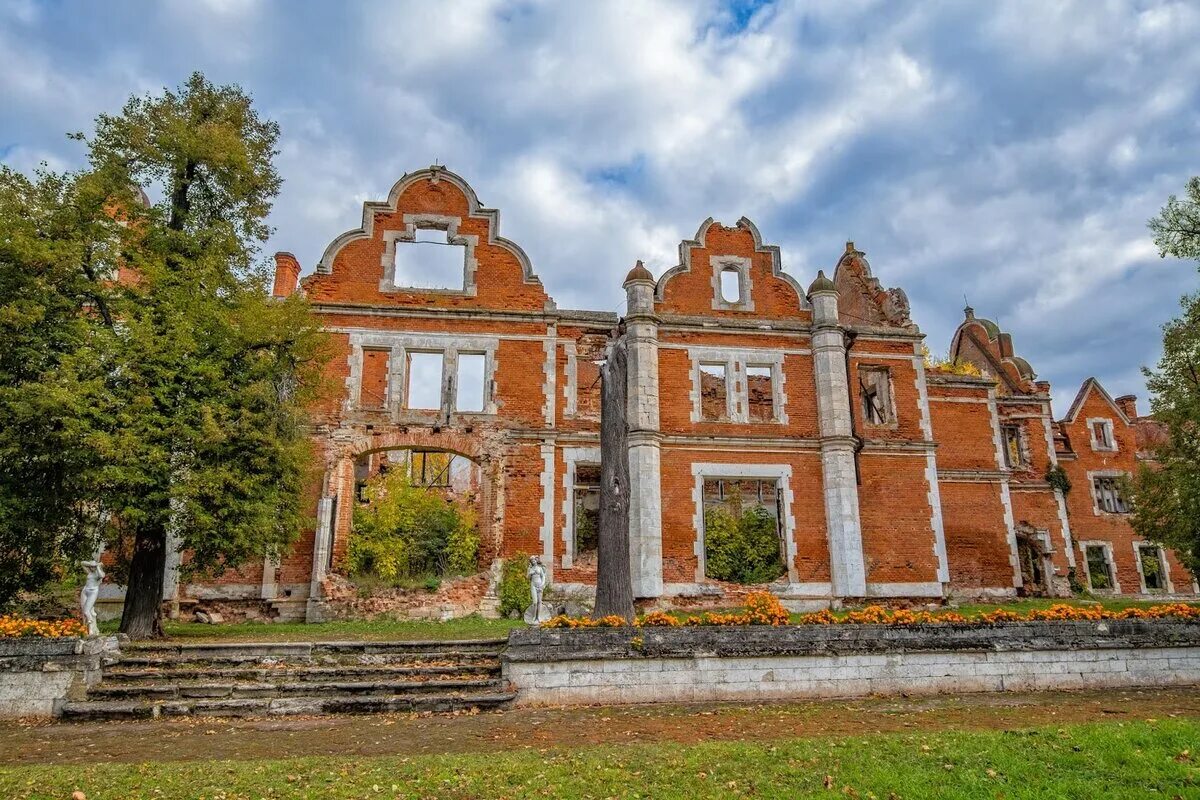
504,621,1200,706
0,637,116,717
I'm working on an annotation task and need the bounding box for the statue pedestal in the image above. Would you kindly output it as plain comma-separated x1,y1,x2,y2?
522,602,553,625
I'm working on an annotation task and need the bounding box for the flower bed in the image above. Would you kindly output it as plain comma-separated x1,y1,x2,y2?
540,593,1200,630
0,615,86,639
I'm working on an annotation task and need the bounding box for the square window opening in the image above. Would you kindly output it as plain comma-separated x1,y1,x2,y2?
1093,475,1129,514
746,365,774,422
699,363,729,421
392,227,466,291
859,367,894,425
455,353,486,412
405,351,444,410
1092,420,1114,450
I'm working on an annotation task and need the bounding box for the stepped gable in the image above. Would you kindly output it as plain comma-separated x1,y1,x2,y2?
654,217,809,319
832,241,914,330
300,165,551,312
949,305,1042,396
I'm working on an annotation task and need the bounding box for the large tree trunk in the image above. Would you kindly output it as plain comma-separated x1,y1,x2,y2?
119,521,167,639
595,333,634,621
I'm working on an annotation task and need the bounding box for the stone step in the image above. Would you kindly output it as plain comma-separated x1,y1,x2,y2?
89,677,505,701
124,638,507,659
103,662,501,684
116,649,502,668
60,690,517,721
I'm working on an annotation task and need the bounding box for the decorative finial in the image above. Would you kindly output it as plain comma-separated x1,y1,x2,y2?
845,241,855,253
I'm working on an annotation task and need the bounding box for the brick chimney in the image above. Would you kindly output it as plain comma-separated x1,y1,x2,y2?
1115,394,1137,419
272,252,301,298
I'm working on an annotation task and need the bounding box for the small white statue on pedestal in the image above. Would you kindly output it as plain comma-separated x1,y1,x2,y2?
80,560,105,637
523,555,551,625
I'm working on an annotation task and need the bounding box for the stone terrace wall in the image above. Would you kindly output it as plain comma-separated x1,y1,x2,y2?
504,622,1200,706
0,636,114,717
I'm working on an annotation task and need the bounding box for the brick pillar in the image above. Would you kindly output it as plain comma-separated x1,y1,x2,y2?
808,271,867,598
272,252,301,298
624,263,663,598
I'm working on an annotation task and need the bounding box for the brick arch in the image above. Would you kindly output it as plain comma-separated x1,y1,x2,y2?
341,428,486,462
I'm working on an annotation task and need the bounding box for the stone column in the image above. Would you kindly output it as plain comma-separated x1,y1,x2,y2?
808,272,867,598
623,263,664,598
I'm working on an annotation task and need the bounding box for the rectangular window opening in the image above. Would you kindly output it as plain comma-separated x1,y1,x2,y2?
1084,544,1114,591
701,477,786,584
360,348,390,410
719,268,741,303
1092,476,1129,514
1092,420,1114,450
859,367,894,425
746,365,774,423
699,363,728,421
391,227,466,291
1138,545,1166,591
573,464,601,560
1002,424,1024,468
455,353,486,412
405,351,443,410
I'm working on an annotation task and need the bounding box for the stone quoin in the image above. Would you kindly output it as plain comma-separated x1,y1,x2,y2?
98,166,1197,621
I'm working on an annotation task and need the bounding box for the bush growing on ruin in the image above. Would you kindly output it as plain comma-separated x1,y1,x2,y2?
498,553,533,618
349,471,479,583
704,505,785,584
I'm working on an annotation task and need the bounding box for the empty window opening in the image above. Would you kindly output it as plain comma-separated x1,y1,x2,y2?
455,353,486,412
859,367,894,425
1084,544,1114,591
573,463,601,561
699,363,729,421
701,478,786,584
409,450,452,488
719,268,742,303
1002,424,1024,468
1138,545,1166,591
1092,420,1115,450
392,227,466,290
360,348,390,410
405,351,443,410
1093,476,1129,514
746,366,774,422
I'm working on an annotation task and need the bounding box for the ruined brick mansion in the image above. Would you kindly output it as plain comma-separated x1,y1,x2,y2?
124,165,1196,621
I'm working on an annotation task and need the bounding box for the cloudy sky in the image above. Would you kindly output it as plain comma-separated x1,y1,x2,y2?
2,0,1197,412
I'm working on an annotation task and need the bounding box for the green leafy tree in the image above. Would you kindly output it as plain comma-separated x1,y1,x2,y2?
77,73,328,637
1130,179,1200,577
0,167,126,608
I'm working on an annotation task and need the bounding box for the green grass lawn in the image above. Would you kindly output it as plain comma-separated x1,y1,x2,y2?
1,719,1195,799
99,613,522,642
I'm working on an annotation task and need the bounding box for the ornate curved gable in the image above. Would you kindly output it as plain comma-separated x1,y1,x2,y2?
654,217,808,319
949,307,1041,396
832,242,913,330
301,165,550,312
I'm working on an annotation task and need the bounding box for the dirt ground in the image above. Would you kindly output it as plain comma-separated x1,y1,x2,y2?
2,686,1198,766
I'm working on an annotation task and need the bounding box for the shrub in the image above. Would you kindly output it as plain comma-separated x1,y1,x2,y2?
349,471,479,583
704,506,786,584
499,553,533,618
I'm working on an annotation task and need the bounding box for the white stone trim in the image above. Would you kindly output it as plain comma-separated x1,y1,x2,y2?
538,442,556,581
562,340,578,417
542,324,556,427
690,462,797,584
1133,542,1174,594
1087,417,1118,452
866,581,944,597
987,389,1022,589
560,446,601,570
710,254,755,312
687,347,787,424
345,331,498,417
379,213,480,295
1079,539,1121,594
913,346,949,584
1041,405,1076,568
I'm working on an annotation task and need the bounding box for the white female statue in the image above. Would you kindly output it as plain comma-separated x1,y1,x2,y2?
523,555,549,624
80,560,105,637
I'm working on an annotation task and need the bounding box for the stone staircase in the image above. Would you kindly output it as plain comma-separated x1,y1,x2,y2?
60,638,516,720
